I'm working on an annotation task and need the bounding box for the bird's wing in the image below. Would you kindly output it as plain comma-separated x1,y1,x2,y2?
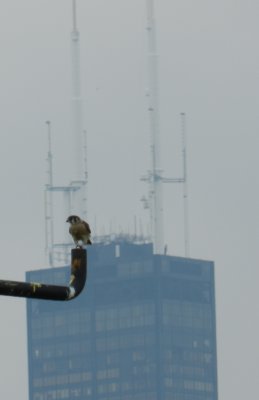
82,221,91,234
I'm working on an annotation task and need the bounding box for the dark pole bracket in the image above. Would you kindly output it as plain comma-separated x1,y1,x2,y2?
0,248,87,301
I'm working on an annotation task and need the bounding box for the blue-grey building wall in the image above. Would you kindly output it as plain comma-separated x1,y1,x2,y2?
26,242,217,400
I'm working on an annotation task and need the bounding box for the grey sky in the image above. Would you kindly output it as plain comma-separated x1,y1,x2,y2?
0,0,258,398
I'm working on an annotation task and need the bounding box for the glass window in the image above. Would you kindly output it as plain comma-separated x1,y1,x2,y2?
56,375,69,385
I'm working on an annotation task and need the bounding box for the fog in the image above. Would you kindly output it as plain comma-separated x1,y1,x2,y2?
0,0,258,398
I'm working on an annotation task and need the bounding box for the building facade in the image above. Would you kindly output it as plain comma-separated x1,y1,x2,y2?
27,242,217,400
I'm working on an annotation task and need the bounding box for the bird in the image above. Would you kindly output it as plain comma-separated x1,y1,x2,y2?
66,215,92,247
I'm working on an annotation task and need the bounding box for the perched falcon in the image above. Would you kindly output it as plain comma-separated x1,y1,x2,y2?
66,215,92,247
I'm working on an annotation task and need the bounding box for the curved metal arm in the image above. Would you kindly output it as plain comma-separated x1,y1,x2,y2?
0,248,87,301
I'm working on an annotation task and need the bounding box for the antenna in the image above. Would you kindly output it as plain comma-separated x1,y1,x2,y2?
44,121,83,267
82,129,88,220
72,0,77,32
70,0,87,217
142,112,190,256
145,0,164,254
161,113,190,257
42,1,88,266
141,1,190,257
45,121,54,266
71,0,83,178
181,112,190,257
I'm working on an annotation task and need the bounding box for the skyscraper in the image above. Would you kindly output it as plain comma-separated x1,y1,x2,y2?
27,241,217,400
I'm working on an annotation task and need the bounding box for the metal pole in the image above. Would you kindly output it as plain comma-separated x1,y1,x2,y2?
71,0,84,183
82,129,88,220
45,120,54,266
0,248,87,300
70,0,87,219
181,112,190,257
146,0,164,254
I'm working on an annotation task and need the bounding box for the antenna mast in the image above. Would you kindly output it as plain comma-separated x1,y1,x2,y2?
70,0,86,216
44,121,54,266
146,0,164,254
43,1,88,266
82,129,88,221
181,112,190,257
142,1,190,257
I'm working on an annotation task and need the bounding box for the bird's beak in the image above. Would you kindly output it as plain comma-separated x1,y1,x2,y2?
66,218,69,222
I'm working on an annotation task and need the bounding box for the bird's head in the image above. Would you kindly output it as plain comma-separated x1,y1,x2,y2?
66,215,81,224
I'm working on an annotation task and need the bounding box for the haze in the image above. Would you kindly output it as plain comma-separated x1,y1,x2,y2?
0,0,258,399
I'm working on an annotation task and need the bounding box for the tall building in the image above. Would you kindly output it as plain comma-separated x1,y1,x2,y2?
26,241,217,400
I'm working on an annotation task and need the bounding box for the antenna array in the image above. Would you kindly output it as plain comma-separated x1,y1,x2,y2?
44,1,87,266
142,0,190,256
